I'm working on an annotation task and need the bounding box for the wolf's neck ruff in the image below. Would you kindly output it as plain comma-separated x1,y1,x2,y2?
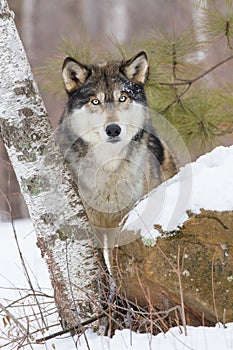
58,51,177,237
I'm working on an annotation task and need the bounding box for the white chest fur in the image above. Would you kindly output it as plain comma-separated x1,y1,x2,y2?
74,141,146,216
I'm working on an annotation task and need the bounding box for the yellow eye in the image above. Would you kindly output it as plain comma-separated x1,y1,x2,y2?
119,95,127,102
91,99,100,105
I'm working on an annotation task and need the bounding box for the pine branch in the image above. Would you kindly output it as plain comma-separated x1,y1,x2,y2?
225,20,233,50
215,125,233,136
160,84,191,113
159,54,233,87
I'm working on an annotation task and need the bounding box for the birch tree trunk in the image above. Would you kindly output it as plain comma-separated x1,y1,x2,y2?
21,0,36,60
191,0,208,61
0,0,103,328
103,0,128,43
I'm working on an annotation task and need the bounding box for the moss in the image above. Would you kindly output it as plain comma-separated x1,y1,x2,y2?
56,229,69,241
21,176,42,196
141,237,156,247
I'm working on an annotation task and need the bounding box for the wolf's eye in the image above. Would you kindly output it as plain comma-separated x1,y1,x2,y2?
91,99,100,105
119,95,127,102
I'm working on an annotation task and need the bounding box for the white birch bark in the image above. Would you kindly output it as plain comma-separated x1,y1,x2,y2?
81,0,98,36
0,0,102,328
21,0,36,58
191,0,208,61
104,0,128,43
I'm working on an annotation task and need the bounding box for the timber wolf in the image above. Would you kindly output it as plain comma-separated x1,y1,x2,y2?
58,51,176,245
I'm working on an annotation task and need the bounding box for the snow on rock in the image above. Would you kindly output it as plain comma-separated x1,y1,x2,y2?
122,145,233,240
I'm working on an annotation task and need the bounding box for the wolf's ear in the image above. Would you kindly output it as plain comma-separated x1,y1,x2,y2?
120,51,149,85
62,57,91,92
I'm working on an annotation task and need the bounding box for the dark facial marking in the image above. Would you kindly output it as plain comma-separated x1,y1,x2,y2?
65,60,148,112
120,77,147,106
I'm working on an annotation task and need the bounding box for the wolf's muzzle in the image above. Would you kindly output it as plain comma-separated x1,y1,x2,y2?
106,123,121,138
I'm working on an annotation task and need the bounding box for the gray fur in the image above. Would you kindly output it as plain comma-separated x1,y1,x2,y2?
58,52,177,236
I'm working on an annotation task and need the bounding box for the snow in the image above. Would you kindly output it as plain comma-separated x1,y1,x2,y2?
0,220,51,291
123,145,233,240
1,145,233,349
76,325,233,349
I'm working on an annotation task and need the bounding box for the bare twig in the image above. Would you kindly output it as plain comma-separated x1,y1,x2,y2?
225,21,233,50
195,214,229,230
134,267,169,332
10,216,48,329
1,189,48,330
65,241,90,350
0,301,32,339
156,244,187,335
211,249,219,324
36,312,106,343
177,245,187,336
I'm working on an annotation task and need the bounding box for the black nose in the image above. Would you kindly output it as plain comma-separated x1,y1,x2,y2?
106,123,121,138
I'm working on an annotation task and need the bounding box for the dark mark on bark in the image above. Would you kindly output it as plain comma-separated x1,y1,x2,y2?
14,79,36,98
18,107,33,117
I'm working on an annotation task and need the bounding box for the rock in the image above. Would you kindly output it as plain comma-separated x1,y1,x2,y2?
111,209,233,326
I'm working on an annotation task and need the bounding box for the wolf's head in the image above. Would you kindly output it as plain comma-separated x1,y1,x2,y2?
61,52,150,150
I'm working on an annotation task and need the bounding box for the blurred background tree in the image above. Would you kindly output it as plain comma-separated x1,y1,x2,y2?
1,0,233,219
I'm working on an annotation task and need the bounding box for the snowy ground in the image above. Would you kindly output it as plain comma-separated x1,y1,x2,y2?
1,145,233,349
